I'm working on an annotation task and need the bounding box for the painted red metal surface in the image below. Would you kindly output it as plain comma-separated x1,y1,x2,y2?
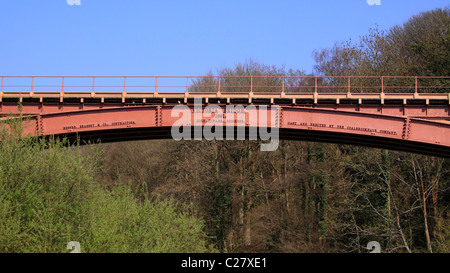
1,75,449,157
5,104,447,157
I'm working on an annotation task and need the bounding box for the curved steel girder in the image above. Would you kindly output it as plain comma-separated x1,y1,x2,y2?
11,105,450,158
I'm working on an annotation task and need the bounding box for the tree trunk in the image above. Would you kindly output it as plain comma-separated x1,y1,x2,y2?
412,156,433,253
420,177,433,253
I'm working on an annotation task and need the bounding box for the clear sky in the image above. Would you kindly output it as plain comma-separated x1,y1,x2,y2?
0,0,448,76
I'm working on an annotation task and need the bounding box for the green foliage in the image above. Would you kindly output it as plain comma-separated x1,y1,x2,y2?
0,119,214,253
82,186,214,253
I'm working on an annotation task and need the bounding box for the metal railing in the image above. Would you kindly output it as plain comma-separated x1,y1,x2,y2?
0,75,449,95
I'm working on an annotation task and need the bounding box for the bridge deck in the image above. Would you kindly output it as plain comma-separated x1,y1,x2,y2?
1,91,450,104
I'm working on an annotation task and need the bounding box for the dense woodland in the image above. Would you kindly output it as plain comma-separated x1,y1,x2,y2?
1,7,449,253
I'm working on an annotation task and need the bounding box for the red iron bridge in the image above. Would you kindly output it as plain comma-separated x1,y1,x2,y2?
0,75,449,157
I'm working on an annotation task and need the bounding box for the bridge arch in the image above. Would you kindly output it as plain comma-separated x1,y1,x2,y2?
8,104,449,158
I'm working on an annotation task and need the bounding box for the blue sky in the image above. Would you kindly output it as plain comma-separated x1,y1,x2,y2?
0,0,448,76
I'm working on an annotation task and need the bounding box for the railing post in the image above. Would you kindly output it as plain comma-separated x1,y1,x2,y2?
381,76,384,93
60,76,65,103
185,76,189,103
31,76,34,95
250,76,253,94
281,76,285,96
346,76,351,98
315,76,318,94
314,76,318,104
186,76,189,94
348,76,351,94
123,76,127,94
92,76,95,97
217,75,221,95
122,76,127,103
0,76,3,101
415,76,418,94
